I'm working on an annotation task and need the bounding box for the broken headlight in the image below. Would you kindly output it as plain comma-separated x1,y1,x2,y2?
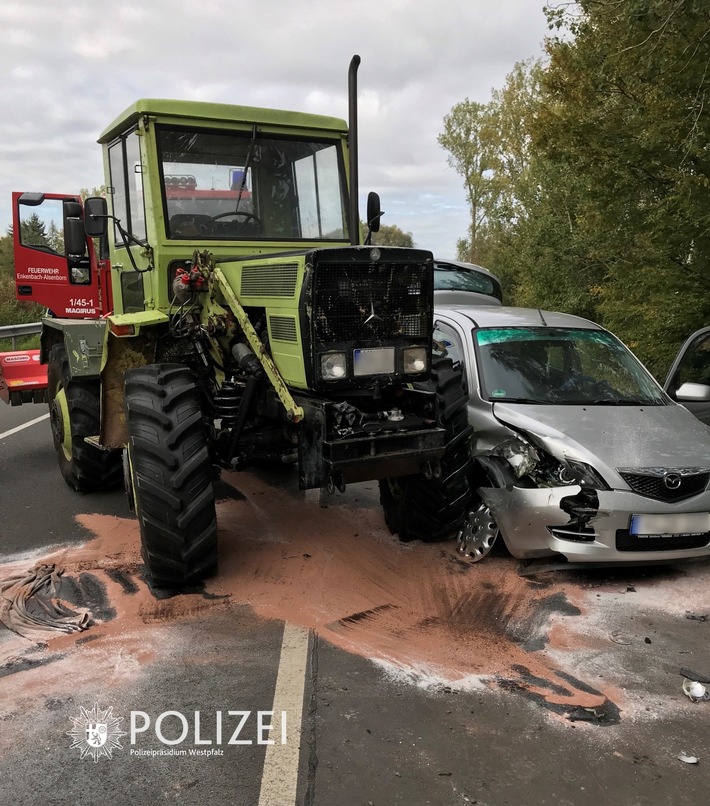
531,453,609,490
562,459,609,490
495,437,540,479
495,436,608,490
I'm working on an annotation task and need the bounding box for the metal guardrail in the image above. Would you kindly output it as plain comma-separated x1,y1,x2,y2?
0,322,42,350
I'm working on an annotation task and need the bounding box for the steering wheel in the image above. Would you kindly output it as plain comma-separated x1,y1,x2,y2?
198,211,264,237
207,211,263,232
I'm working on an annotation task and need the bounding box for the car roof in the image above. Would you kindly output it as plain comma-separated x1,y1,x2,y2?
434,305,605,331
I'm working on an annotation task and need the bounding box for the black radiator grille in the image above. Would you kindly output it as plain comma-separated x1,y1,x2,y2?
313,260,431,343
618,470,710,502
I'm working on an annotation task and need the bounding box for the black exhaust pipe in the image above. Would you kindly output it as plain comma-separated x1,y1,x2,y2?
348,54,361,246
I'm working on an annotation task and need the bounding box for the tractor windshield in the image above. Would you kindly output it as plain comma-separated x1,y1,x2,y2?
157,125,349,242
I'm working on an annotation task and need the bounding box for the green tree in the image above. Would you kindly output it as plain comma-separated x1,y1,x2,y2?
19,213,50,249
0,228,45,340
444,1,710,377
80,186,106,201
438,100,499,263
47,221,65,255
531,0,710,375
359,221,415,247
0,231,13,278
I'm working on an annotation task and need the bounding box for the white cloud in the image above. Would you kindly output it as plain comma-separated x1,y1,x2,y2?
0,0,550,256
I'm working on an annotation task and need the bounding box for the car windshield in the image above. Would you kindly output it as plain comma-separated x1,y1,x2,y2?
157,125,349,242
474,327,665,405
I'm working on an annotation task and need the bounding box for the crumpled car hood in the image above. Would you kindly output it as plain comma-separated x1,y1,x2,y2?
492,401,710,470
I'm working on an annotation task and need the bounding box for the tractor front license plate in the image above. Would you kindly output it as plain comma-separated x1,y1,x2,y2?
353,348,395,376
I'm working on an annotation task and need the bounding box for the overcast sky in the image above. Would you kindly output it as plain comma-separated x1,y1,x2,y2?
0,0,549,258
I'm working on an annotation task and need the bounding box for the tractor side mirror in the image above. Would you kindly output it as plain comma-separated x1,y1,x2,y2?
366,191,382,233
83,196,109,238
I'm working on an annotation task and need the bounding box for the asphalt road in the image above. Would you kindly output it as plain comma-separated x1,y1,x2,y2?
1,401,709,806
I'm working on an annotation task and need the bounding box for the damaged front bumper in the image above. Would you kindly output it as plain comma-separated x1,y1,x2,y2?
479,485,710,563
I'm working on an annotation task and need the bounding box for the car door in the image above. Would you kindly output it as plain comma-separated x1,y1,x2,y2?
664,327,710,426
433,313,502,451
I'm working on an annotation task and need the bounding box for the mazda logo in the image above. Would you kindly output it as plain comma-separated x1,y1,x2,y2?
663,473,682,490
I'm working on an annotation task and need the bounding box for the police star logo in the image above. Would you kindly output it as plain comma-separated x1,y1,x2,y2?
67,703,127,762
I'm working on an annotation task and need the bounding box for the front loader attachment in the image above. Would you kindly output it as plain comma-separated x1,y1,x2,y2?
0,350,48,406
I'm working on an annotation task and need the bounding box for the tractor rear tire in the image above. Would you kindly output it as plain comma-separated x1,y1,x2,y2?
124,363,218,588
379,355,473,542
47,343,122,492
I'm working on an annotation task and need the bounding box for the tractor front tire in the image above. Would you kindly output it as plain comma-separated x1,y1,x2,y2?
124,363,218,589
379,355,473,542
47,343,122,492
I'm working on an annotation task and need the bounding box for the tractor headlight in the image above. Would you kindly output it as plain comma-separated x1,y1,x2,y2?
321,352,347,380
403,346,427,375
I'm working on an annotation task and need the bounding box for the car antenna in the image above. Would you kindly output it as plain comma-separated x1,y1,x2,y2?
538,308,548,326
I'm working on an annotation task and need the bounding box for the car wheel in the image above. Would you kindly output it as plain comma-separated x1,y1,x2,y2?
458,500,499,562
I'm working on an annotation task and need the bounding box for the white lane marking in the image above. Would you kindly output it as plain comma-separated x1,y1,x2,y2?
258,622,310,806
0,412,49,441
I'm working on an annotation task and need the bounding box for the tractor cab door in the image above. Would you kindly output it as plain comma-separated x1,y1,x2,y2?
12,191,103,319
664,326,710,426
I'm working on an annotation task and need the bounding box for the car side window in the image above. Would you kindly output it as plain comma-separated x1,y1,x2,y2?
433,322,468,393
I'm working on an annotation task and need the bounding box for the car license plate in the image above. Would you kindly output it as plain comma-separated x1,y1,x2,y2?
630,512,710,537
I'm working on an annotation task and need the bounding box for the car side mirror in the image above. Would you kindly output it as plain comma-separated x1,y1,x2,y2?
84,196,108,238
676,382,710,402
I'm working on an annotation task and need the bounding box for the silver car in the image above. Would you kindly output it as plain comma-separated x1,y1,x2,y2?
433,302,710,564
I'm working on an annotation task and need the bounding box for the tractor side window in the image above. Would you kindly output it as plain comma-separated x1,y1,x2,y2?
108,140,128,246
125,131,146,242
18,198,65,256
108,131,146,246
294,145,344,238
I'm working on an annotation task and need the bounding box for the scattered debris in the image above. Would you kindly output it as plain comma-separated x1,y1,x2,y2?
685,613,708,622
682,679,709,702
680,667,710,685
609,630,632,645
678,753,699,765
566,707,606,722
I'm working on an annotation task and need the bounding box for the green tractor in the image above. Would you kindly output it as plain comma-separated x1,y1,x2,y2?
15,58,472,588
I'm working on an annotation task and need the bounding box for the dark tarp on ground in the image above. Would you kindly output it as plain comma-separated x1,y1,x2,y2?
0,563,90,641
